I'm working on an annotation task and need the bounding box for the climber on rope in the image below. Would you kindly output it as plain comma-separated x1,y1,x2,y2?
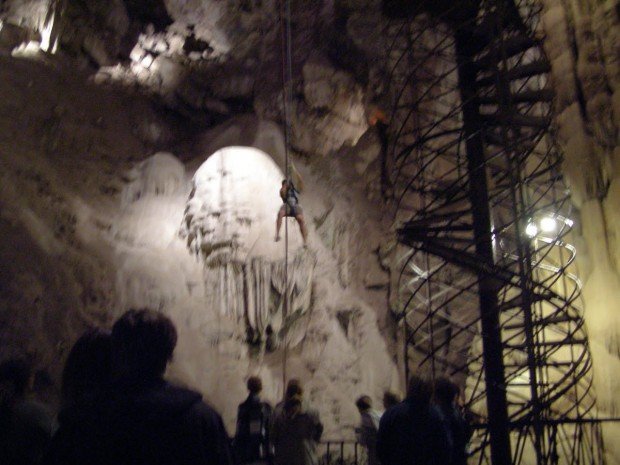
275,163,308,247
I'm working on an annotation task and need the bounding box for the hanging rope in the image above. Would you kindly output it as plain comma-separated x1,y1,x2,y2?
279,0,294,390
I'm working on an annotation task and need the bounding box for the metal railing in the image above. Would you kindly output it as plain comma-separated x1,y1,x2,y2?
319,441,363,465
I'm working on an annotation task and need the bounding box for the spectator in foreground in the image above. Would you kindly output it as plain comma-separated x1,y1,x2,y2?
433,378,472,465
271,380,323,465
0,357,54,465
60,328,112,409
382,390,401,411
355,395,381,465
377,376,451,465
234,376,273,465
44,308,233,465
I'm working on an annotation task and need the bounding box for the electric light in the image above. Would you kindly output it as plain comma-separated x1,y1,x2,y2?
540,216,557,233
525,222,538,238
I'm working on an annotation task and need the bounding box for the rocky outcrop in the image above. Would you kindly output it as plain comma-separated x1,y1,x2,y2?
542,1,620,462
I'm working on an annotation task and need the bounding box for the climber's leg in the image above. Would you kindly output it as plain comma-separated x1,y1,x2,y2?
275,205,286,242
295,213,308,246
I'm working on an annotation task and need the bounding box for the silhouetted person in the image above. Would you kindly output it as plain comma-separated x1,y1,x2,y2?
271,381,322,465
44,308,233,465
265,325,276,353
0,358,54,465
355,395,381,465
234,376,273,465
273,378,302,418
60,328,112,409
433,378,471,465
382,390,401,411
377,376,451,465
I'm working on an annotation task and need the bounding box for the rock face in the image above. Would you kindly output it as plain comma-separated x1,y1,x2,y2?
541,1,620,461
0,50,399,438
182,147,288,262
180,147,315,348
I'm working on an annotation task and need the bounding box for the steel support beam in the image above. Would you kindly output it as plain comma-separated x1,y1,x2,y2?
454,25,513,465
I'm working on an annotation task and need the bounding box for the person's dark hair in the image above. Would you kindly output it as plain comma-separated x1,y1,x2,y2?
285,378,302,399
61,328,112,405
434,377,460,406
111,308,177,381
407,375,432,405
383,390,401,409
0,358,31,400
247,376,262,394
355,395,372,411
282,179,288,185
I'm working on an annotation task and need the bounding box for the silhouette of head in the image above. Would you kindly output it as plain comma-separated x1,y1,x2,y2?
355,395,372,412
434,377,460,407
407,375,432,406
382,390,401,409
112,309,177,382
285,378,303,399
62,328,112,405
247,376,262,395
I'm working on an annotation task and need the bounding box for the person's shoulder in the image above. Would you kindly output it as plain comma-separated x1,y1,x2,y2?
188,398,227,429
259,401,273,417
429,404,446,421
301,404,321,422
238,396,252,409
191,397,221,415
13,399,54,429
379,401,408,423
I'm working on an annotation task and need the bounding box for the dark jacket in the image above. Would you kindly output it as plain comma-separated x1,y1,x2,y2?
270,402,323,465
44,379,233,465
0,399,54,465
377,399,451,465
234,394,272,464
438,404,472,465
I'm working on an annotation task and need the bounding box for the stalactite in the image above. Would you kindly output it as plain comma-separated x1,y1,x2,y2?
180,147,317,350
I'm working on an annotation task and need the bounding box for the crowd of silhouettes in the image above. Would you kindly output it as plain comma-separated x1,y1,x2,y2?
372,376,472,465
0,308,472,465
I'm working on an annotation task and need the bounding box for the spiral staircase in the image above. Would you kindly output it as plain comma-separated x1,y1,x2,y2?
382,1,605,464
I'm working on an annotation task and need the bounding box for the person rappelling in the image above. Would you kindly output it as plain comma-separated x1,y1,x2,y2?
275,163,308,247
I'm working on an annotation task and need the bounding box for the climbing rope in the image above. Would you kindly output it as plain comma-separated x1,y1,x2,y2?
279,0,294,390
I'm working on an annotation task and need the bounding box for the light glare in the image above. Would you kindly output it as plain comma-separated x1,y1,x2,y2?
540,217,557,233
525,223,538,237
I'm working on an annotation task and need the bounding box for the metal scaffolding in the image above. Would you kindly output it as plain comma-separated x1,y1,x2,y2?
383,1,604,464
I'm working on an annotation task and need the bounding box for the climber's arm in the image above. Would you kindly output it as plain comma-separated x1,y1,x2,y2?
291,163,304,192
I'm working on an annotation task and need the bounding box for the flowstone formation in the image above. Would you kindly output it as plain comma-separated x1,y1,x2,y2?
180,146,316,350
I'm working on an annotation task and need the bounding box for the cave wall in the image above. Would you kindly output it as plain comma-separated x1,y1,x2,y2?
541,0,620,462
0,0,401,439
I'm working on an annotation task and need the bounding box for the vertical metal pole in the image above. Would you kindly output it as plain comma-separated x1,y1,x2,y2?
491,4,545,460
454,25,513,465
